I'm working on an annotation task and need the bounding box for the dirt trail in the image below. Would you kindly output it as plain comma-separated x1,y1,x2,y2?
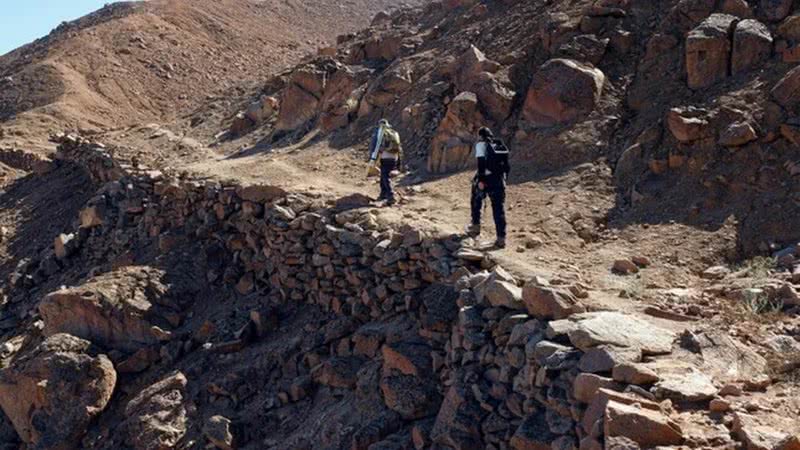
184,135,727,326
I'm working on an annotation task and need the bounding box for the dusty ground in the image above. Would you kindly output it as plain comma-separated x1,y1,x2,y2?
154,133,732,319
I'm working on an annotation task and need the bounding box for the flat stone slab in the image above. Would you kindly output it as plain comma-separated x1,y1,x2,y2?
654,369,718,402
553,312,676,355
455,247,485,262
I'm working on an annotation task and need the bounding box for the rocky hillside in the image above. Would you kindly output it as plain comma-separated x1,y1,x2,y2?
1,1,800,450
0,0,424,153
0,134,795,450
225,0,800,258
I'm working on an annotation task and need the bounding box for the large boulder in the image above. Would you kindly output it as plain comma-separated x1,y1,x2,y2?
772,65,800,108
472,73,516,123
122,372,190,450
732,19,774,74
275,83,320,132
428,92,486,173
319,65,369,132
363,63,414,110
40,267,182,353
453,46,514,122
454,45,501,89
687,14,738,89
275,65,328,132
522,58,605,127
0,334,116,449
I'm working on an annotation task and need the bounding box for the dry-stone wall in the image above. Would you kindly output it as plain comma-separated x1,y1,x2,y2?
0,147,51,172
8,135,784,450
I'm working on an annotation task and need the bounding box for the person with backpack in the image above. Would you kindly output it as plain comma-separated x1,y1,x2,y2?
465,127,509,248
367,119,404,206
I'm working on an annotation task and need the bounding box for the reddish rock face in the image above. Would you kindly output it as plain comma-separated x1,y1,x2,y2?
686,14,738,89
604,401,684,447
428,92,485,173
320,66,367,132
453,46,514,123
732,19,773,75
0,334,117,449
521,59,605,127
276,83,322,132
275,65,328,132
39,267,177,353
363,33,404,62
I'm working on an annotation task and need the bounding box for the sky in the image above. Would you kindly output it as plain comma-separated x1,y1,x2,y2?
0,0,110,56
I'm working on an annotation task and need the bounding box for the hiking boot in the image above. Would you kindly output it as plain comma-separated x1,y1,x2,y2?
465,223,481,238
385,198,396,206
494,238,506,249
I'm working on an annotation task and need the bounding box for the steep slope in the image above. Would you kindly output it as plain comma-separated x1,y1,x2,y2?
1,1,800,450
0,0,426,153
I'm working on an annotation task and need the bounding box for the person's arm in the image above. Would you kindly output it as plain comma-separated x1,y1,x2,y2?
476,142,488,185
